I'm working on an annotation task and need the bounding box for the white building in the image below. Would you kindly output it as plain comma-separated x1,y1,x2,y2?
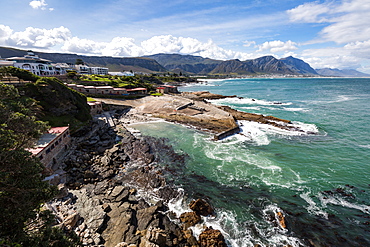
90,67,109,75
6,51,66,76
74,64,91,74
74,65,109,75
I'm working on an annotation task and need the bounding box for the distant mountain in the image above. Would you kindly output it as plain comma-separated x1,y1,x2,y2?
316,68,370,77
210,56,295,75
146,53,317,76
280,56,318,75
144,53,220,74
0,46,167,73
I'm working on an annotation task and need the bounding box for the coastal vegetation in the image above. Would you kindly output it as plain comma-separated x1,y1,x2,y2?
77,73,195,92
23,77,91,131
0,67,91,131
0,83,79,246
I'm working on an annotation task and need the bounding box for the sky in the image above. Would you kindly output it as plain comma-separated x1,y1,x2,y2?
1,0,370,73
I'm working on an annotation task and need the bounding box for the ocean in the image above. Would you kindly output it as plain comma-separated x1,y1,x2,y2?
131,78,370,246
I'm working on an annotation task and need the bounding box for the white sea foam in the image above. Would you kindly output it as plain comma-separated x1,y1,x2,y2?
300,192,328,219
321,196,370,214
358,144,370,149
167,188,192,217
169,192,305,247
208,97,292,106
283,107,310,112
236,120,319,144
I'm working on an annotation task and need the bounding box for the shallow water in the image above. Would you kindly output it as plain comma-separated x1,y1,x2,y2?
132,78,370,246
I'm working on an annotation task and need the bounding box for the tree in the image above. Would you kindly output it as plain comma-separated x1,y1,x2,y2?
75,59,84,65
0,83,78,245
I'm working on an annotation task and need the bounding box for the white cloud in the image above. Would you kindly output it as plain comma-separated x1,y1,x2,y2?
301,46,362,69
61,37,105,54
257,40,298,53
288,0,370,44
60,34,255,61
29,0,54,11
102,37,143,57
140,35,255,60
243,40,256,47
0,25,13,44
0,25,71,48
287,2,331,23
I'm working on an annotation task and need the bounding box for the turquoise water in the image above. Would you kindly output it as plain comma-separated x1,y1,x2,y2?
133,78,370,246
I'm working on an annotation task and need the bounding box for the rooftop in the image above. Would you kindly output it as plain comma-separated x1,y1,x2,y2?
27,127,69,155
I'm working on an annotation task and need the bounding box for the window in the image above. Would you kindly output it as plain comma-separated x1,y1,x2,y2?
46,148,51,154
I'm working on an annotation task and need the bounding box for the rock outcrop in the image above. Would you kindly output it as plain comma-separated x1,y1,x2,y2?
46,113,227,246
199,227,228,247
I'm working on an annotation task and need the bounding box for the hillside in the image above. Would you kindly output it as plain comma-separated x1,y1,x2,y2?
210,56,295,75
280,56,318,75
145,53,220,74
146,54,318,76
0,46,167,73
316,68,370,77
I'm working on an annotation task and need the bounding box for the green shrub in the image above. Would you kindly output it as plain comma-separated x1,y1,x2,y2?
0,66,39,82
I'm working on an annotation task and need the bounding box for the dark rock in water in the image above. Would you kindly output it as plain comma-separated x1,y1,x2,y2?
276,211,287,229
180,211,201,229
189,199,214,216
199,227,227,247
157,185,180,202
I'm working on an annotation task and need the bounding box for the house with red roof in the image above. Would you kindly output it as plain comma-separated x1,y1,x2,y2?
27,126,71,169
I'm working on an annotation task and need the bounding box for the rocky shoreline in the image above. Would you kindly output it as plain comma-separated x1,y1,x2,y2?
46,111,228,247
45,91,295,246
96,91,298,140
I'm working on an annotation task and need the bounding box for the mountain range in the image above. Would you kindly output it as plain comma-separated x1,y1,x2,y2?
1,46,369,77
315,68,370,77
145,54,319,76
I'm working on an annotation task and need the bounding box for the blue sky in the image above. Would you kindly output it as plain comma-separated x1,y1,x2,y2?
1,0,370,73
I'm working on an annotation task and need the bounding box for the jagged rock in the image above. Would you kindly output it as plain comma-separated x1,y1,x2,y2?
110,185,126,197
63,212,80,231
189,199,214,216
136,206,160,231
102,204,136,246
276,211,286,229
143,227,167,246
123,167,165,191
56,183,69,199
102,203,111,212
92,232,102,245
94,180,109,195
114,243,137,247
180,211,201,229
183,228,199,247
199,227,227,247
139,238,159,247
71,188,106,233
84,170,97,179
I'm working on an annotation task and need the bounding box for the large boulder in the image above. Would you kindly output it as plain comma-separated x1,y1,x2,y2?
180,211,201,229
199,227,227,247
189,199,214,216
